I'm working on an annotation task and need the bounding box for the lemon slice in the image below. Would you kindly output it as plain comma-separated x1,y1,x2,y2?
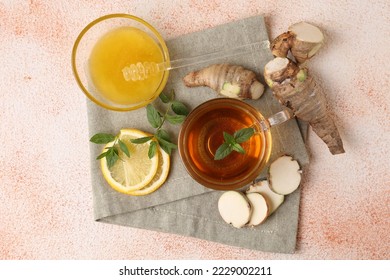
100,129,158,193
128,145,170,196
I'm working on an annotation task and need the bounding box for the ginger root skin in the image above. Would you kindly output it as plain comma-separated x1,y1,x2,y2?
271,22,324,64
264,57,344,155
183,63,264,100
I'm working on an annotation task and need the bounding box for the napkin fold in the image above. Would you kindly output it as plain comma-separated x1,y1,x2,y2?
87,15,309,253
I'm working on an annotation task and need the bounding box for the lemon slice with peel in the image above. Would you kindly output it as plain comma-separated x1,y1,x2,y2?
101,129,158,193
128,145,170,196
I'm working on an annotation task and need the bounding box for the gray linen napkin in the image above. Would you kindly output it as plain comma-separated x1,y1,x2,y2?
87,15,309,253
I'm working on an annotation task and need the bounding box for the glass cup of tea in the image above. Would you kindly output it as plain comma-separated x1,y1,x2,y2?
72,14,170,111
178,98,292,190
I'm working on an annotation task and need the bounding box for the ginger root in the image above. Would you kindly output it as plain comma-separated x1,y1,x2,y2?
218,190,269,228
264,57,345,155
183,63,264,100
247,180,284,214
246,193,269,226
218,191,252,228
271,22,324,64
268,155,302,195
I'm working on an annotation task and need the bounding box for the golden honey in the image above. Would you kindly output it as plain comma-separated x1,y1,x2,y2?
89,26,164,105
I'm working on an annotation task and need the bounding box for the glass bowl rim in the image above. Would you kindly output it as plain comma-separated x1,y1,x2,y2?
71,13,170,111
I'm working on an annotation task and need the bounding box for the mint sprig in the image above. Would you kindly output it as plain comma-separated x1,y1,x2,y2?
90,133,130,168
131,90,189,158
214,127,255,160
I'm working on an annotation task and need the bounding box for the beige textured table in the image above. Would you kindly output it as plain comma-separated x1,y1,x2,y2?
1,0,389,259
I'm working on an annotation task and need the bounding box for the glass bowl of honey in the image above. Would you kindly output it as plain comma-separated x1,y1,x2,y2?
72,14,170,111
178,98,273,190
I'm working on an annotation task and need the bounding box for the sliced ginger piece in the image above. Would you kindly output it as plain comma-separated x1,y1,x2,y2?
246,193,269,226
289,22,324,62
269,155,302,195
271,22,324,64
218,191,252,228
247,180,284,214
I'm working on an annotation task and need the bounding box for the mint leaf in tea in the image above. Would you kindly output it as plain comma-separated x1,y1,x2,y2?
214,127,255,160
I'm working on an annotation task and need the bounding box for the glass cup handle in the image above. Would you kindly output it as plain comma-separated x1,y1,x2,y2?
260,108,294,130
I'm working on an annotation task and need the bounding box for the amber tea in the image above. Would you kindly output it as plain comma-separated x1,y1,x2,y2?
187,105,263,177
178,98,272,190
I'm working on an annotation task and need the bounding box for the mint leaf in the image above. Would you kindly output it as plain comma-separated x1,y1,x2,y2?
214,143,233,160
171,101,189,116
156,136,177,155
118,139,130,157
214,127,255,160
113,147,119,156
159,92,170,103
146,104,162,128
96,151,108,160
156,129,171,142
90,133,115,144
148,141,157,159
223,132,236,145
232,143,245,154
130,136,153,144
166,114,186,125
91,89,189,165
234,127,255,143
106,148,119,168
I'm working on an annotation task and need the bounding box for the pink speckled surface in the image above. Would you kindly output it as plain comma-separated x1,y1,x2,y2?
1,0,389,259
